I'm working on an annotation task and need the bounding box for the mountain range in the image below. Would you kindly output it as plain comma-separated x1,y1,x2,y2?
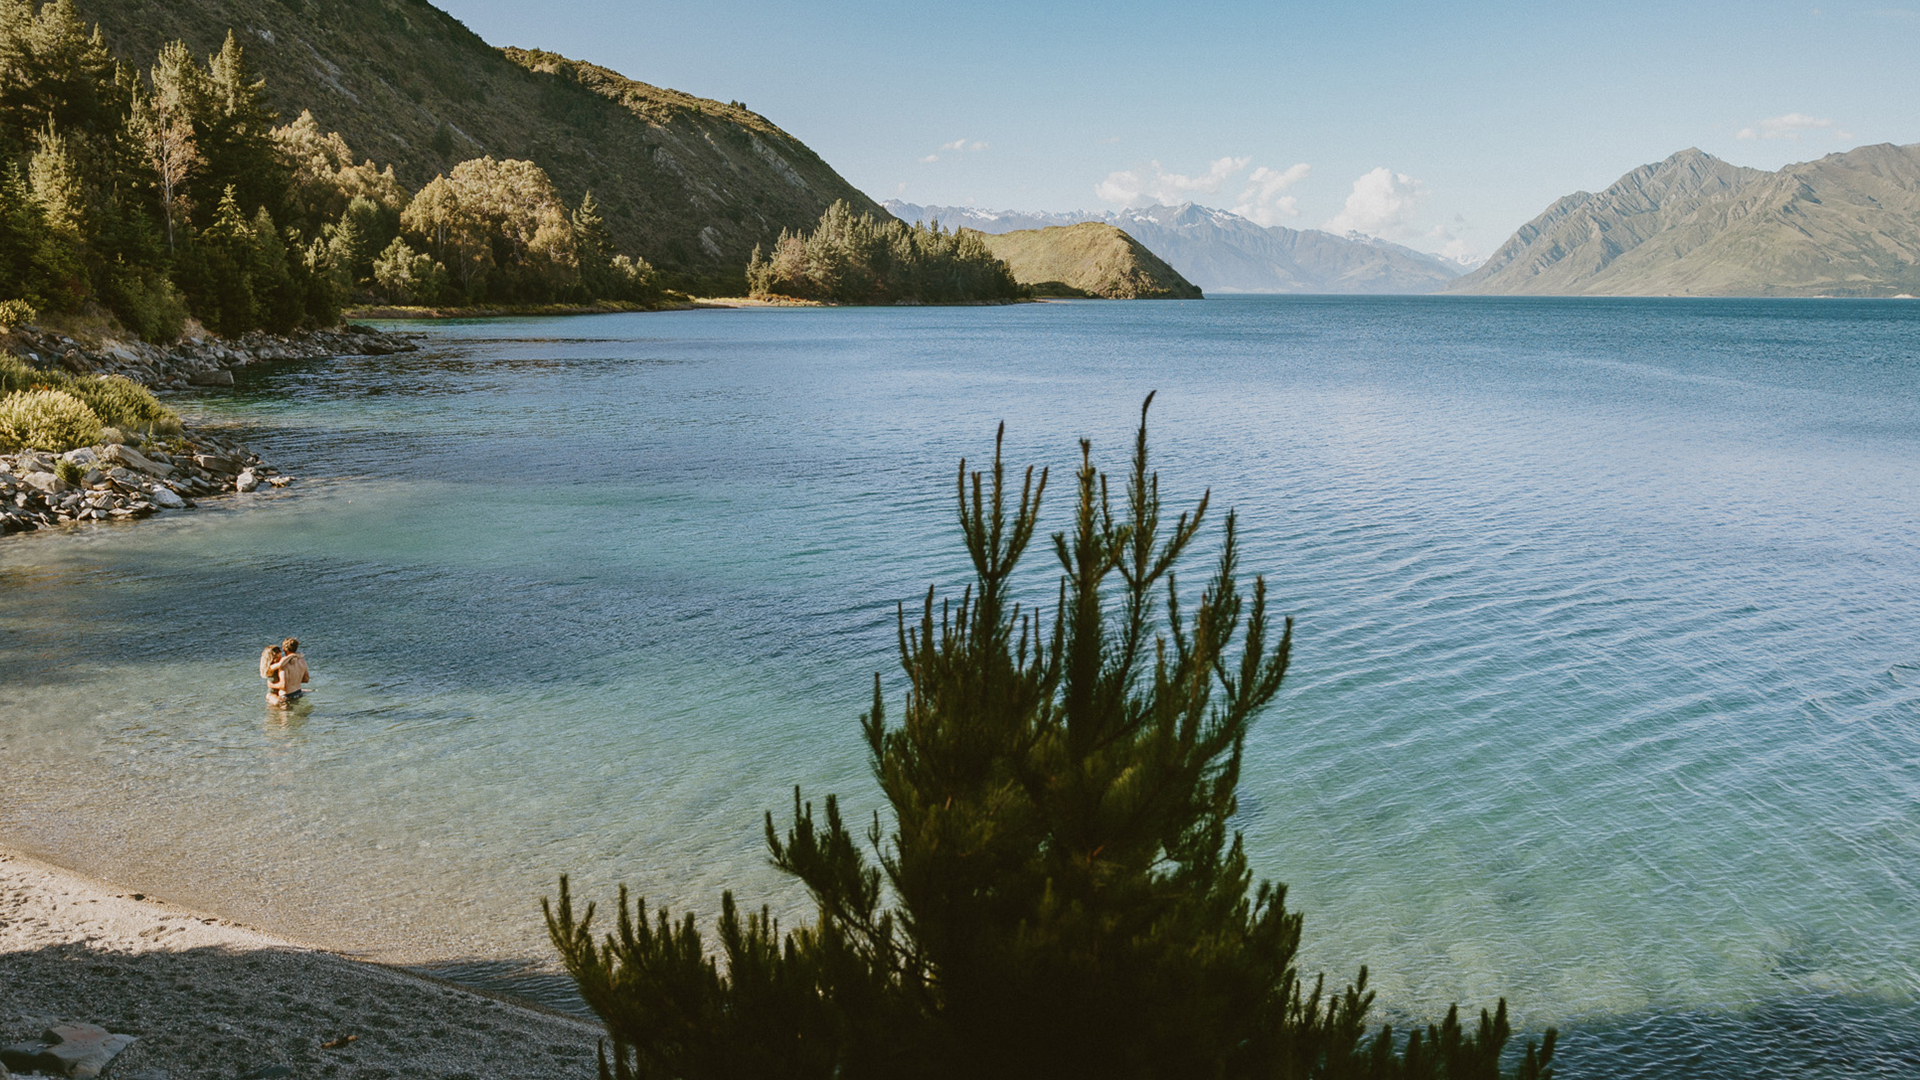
886,201,1467,295
80,0,884,287
1451,143,1920,297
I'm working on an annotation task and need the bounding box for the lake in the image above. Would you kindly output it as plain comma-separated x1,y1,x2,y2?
3,296,1917,1076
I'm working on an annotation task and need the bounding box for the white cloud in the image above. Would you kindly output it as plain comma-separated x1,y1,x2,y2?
1230,163,1311,225
1735,112,1838,140
939,138,989,152
1096,155,1312,225
918,154,940,163
1095,156,1250,206
1323,167,1425,239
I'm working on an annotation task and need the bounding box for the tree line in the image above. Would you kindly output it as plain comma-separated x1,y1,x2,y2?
0,0,660,342
748,200,1023,304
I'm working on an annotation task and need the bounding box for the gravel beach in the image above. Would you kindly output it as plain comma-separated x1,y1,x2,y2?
0,847,599,1079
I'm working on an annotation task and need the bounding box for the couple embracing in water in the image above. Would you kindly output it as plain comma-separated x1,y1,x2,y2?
259,637,310,705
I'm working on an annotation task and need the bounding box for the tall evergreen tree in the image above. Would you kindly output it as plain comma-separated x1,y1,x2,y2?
192,184,256,335
549,402,1556,1080
199,30,285,217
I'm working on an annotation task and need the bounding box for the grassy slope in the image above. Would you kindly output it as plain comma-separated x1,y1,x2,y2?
1453,144,1920,297
980,223,1203,300
80,0,887,287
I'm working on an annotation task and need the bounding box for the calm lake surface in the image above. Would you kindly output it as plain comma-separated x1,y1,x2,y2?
4,296,1917,1075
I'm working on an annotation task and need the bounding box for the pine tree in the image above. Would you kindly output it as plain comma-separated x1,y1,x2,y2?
194,184,257,334
549,402,1556,1080
199,30,285,218
572,189,612,296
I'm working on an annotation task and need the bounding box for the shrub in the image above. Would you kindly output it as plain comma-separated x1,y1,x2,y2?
0,299,37,329
1,354,42,394
54,457,85,485
66,376,180,434
0,389,103,451
605,254,659,302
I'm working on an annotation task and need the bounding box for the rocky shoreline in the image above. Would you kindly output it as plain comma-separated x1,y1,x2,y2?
1,324,414,537
1,325,413,392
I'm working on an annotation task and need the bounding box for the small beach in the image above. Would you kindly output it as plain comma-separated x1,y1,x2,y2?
0,845,599,1079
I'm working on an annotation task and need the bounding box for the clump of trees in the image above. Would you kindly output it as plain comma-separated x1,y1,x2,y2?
0,0,660,342
747,200,1021,304
548,399,1558,1080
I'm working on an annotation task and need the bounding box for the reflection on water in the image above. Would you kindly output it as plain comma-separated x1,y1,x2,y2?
2,297,1918,1071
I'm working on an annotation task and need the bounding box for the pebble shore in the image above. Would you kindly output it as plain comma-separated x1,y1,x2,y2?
0,325,413,538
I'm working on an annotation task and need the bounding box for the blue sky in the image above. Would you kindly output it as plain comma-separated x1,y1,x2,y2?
435,0,1920,261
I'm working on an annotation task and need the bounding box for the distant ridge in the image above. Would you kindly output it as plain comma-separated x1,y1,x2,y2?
886,201,1466,295
1452,144,1920,297
976,223,1202,299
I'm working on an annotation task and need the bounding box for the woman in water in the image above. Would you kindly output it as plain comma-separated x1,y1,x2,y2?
260,643,285,704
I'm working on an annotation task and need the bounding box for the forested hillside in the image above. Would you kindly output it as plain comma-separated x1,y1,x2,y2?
77,0,885,288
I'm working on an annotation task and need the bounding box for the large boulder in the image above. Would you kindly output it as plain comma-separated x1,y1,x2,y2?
102,444,174,478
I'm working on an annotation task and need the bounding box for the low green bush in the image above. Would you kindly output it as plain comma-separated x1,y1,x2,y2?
66,375,180,435
0,389,103,452
0,354,39,394
0,358,179,435
54,457,85,485
0,300,37,329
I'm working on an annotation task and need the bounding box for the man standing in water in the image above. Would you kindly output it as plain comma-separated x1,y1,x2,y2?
268,637,310,705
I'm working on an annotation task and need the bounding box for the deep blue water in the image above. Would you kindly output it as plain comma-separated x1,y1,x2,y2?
3,296,1917,1075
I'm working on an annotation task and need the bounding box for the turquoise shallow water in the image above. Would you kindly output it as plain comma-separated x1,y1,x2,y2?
3,296,1918,1074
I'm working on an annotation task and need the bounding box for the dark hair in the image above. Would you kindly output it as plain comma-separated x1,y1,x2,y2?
283,637,299,652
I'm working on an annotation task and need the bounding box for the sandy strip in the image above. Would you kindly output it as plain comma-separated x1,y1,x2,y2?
0,847,601,1079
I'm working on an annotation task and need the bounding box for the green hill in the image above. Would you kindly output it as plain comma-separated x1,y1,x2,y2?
76,0,886,288
1452,144,1920,297
978,223,1202,299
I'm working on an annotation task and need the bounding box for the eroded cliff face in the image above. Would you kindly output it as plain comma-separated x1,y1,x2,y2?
1452,144,1920,297
83,0,885,286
